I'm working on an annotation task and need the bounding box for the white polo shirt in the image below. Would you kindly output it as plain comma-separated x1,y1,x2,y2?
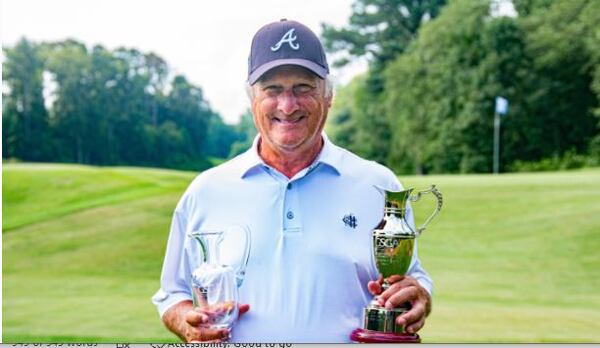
152,134,433,343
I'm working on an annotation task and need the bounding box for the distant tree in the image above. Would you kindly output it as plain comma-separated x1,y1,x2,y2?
511,0,553,16
325,74,365,149
87,45,121,164
43,40,96,164
109,47,164,165
520,0,599,159
583,1,600,160
327,73,392,163
228,110,257,158
321,0,447,68
163,75,212,165
322,0,448,164
3,38,232,170
384,0,599,174
143,52,169,127
2,39,51,161
385,1,497,173
143,121,186,168
205,113,239,159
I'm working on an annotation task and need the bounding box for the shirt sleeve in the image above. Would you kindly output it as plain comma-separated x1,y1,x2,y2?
404,201,434,296
151,207,193,317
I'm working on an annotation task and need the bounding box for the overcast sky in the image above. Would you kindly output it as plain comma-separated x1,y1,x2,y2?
1,0,368,123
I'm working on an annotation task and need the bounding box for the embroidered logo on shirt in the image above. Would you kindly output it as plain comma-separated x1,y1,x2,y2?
343,214,357,229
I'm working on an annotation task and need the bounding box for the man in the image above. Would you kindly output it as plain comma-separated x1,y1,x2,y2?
152,19,432,343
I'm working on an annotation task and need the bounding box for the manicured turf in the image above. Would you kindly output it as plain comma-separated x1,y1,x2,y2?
3,163,600,342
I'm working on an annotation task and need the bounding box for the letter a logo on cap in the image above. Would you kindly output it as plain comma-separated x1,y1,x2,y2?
271,28,300,51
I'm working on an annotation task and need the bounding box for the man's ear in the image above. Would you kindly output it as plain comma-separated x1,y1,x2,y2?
326,91,334,108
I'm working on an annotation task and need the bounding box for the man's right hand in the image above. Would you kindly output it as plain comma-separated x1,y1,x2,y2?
162,300,250,342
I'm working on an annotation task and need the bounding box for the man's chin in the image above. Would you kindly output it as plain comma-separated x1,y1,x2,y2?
273,141,304,153
271,134,305,149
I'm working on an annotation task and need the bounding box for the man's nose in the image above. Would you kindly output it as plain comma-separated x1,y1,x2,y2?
277,90,299,115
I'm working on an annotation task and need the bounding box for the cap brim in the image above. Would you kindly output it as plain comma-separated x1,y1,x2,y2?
248,58,328,84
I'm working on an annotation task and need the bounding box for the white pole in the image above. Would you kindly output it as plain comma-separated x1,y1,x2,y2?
493,112,500,174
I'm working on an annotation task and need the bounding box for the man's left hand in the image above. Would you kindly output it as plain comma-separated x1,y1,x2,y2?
367,275,432,334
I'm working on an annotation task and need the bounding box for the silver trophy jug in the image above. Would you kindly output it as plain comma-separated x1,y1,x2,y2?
351,185,442,343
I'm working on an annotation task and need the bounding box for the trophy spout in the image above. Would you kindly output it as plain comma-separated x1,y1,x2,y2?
188,230,224,264
385,189,413,214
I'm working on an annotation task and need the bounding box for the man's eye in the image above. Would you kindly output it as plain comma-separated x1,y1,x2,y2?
294,85,314,94
264,86,282,95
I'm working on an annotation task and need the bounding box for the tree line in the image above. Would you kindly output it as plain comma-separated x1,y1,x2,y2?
4,0,599,175
323,0,600,174
2,39,256,170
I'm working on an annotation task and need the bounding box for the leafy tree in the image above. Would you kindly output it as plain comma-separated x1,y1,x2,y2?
321,0,447,68
328,73,392,163
385,0,531,173
322,0,448,164
582,1,600,160
43,40,93,163
3,38,242,170
205,113,239,159
163,75,212,164
228,110,257,158
326,74,365,149
512,0,553,16
519,0,599,159
2,39,51,161
384,0,599,174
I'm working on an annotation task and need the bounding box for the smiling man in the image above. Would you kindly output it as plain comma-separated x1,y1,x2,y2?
152,19,433,343
251,65,330,178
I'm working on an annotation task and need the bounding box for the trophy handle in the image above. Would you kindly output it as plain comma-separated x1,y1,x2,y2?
408,185,443,235
225,224,252,288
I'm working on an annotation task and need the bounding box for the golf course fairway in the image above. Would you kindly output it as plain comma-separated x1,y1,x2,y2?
3,163,599,342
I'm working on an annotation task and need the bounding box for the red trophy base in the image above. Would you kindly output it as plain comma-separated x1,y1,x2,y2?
350,328,421,343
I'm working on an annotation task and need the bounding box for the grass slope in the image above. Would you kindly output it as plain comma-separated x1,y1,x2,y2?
3,163,600,342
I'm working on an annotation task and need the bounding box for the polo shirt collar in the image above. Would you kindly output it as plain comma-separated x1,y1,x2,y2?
238,132,343,179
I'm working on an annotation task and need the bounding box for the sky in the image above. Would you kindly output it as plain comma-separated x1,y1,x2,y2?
1,0,368,124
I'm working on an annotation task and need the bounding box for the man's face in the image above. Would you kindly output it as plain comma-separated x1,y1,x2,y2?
251,65,332,156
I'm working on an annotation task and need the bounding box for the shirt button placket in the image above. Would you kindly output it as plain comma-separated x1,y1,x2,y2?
283,180,301,234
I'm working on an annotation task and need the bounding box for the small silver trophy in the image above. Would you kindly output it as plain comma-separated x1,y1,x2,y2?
351,185,443,343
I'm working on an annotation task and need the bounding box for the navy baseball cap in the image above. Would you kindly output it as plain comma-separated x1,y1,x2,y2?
248,19,329,84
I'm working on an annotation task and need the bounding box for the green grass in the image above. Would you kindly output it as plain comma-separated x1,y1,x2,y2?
403,171,600,342
3,163,600,342
3,163,190,343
